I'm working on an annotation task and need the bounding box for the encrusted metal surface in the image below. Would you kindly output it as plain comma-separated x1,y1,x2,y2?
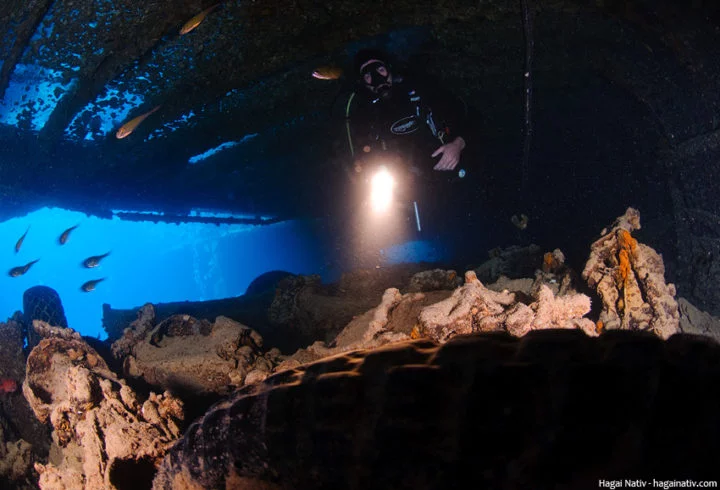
0,1,719,221
153,330,720,489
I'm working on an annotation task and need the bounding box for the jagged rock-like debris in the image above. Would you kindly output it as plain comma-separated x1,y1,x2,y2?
112,305,272,396
23,323,184,490
0,317,51,488
582,207,680,339
0,425,33,485
277,267,596,369
418,270,597,341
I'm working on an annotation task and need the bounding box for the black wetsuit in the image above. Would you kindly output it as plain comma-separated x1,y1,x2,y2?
347,73,467,173
346,73,469,239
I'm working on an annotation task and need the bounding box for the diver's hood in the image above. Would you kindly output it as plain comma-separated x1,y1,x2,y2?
361,60,392,97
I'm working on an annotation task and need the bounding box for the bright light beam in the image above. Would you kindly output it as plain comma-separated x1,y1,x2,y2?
370,166,395,213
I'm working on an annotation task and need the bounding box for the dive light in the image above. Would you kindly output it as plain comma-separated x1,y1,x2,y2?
370,165,395,213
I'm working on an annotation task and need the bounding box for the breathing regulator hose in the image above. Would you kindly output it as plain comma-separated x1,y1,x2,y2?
345,92,356,158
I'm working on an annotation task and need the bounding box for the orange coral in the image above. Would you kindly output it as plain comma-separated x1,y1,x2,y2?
617,248,632,286
596,320,604,334
615,230,636,317
615,230,637,290
542,252,555,273
618,229,638,253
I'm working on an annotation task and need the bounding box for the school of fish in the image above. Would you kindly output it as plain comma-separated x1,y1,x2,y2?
9,3,348,293
3,3,346,337
9,223,107,292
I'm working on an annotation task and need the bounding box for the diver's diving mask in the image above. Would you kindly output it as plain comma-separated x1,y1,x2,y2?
360,60,391,96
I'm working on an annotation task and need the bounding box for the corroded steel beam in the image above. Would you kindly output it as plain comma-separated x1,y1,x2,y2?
38,0,195,144
0,0,54,101
112,211,284,226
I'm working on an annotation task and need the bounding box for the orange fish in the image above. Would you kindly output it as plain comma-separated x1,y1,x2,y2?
59,224,79,245
116,106,161,139
9,259,39,278
0,378,17,394
15,226,30,253
312,65,343,80
180,4,221,35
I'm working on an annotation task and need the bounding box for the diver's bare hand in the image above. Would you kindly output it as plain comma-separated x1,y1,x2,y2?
432,137,466,171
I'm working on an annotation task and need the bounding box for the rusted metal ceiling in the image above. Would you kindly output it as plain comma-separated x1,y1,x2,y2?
0,0,718,222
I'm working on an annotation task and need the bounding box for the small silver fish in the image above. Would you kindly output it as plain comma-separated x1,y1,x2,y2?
59,224,79,245
81,278,105,292
82,252,111,268
9,259,39,278
15,226,30,253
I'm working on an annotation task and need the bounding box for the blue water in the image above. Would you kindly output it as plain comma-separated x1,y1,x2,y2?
1,207,446,340
0,207,333,339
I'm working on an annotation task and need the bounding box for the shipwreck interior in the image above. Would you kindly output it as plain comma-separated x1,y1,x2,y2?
1,0,720,488
1,0,720,316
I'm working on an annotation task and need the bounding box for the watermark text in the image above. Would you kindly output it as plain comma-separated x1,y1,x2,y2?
598,480,718,489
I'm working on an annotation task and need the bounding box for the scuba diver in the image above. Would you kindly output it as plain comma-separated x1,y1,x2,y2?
342,48,470,239
327,47,473,269
346,48,467,175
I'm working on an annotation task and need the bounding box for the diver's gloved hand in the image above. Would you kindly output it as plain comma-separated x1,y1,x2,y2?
432,136,466,171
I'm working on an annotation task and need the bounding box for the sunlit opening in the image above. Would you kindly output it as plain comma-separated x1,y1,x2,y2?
0,207,331,339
